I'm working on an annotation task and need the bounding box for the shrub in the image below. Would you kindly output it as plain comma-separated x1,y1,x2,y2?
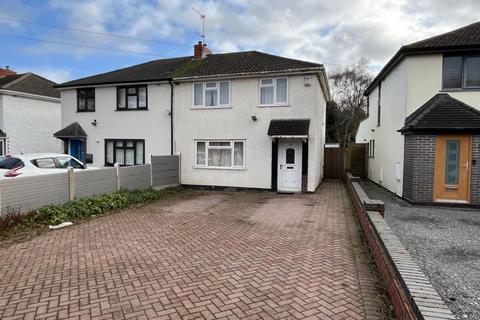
34,188,178,225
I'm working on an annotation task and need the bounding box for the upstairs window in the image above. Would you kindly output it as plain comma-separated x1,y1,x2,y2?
443,55,480,89
77,88,95,112
117,86,147,110
193,81,230,107
259,77,288,105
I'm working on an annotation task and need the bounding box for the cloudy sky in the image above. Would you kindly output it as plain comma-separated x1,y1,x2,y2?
1,0,479,83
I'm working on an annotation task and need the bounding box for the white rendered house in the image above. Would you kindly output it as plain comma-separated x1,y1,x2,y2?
56,43,331,192
357,22,480,205
0,71,61,155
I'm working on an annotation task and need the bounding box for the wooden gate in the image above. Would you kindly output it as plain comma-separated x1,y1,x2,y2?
346,143,368,178
324,146,342,179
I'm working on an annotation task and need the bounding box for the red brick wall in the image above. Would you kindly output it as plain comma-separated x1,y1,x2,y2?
346,177,417,320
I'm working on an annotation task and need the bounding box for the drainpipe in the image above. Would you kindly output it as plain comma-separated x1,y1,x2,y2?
169,80,174,155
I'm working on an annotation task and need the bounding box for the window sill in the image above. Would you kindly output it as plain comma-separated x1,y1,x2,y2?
258,104,290,108
440,88,480,92
190,106,232,110
115,108,149,111
77,110,95,113
193,166,246,171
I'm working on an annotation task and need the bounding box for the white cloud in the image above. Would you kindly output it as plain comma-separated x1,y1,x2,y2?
19,0,480,72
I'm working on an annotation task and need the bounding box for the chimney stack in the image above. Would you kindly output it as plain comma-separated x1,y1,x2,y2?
0,66,16,77
194,41,212,59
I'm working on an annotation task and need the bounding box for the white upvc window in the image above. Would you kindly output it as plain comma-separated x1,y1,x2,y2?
193,81,230,107
195,140,245,169
259,77,288,106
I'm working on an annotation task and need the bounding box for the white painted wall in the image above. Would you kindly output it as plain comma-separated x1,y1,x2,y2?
174,74,326,191
1,93,61,155
406,54,480,114
60,83,172,167
356,61,407,195
357,53,480,197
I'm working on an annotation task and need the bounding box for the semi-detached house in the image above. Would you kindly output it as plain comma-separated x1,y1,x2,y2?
55,42,331,192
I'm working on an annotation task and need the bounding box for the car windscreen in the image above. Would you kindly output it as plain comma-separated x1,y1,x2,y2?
0,157,24,169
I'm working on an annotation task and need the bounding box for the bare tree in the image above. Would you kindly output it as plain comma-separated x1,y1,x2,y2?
327,59,373,148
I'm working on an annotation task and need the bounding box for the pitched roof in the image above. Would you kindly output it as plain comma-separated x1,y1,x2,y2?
267,119,310,136
53,122,87,139
0,73,59,98
365,21,480,95
56,51,323,88
399,93,480,133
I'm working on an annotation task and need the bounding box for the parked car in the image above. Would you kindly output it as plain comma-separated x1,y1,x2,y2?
0,153,97,178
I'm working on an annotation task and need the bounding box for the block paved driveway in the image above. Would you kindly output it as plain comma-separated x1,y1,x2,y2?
0,181,383,320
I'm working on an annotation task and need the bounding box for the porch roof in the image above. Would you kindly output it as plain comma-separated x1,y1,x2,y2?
53,122,87,139
399,93,480,134
267,119,310,138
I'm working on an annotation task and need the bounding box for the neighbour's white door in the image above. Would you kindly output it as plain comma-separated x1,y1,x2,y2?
278,140,302,192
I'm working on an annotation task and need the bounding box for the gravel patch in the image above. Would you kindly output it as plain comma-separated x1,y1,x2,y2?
360,180,480,320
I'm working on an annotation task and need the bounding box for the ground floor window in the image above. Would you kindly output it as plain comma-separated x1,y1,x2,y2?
195,140,245,168
105,139,145,166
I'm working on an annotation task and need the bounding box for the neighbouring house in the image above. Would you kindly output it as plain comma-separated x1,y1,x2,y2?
0,70,61,155
356,22,480,205
55,42,331,192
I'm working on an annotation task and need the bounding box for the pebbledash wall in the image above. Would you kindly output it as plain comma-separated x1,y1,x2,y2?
403,134,480,205
174,74,327,192
1,92,61,154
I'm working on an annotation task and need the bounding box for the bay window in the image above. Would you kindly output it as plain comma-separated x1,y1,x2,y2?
117,85,148,110
105,139,145,166
195,140,245,168
259,77,288,105
193,81,230,107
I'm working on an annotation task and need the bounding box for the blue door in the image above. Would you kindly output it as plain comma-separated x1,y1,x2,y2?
69,140,84,162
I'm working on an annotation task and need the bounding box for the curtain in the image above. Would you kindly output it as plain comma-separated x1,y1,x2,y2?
206,89,218,106
208,148,231,167
194,83,203,106
196,142,206,165
234,142,243,166
135,142,144,164
261,86,273,104
106,141,114,164
117,88,126,108
276,78,287,103
220,82,229,104
125,149,134,165
138,87,147,107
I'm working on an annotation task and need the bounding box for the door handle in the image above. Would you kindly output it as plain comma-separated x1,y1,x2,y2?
463,162,469,172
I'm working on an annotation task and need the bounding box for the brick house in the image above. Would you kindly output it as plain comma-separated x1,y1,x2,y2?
356,22,480,205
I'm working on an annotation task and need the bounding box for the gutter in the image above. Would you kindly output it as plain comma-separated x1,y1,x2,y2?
0,89,60,102
169,80,174,155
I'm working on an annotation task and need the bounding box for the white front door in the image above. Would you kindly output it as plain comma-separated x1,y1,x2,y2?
278,139,302,192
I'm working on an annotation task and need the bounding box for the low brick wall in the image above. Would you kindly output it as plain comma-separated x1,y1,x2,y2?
346,173,455,320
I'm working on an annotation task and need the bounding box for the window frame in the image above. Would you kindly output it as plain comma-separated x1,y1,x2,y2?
368,139,375,158
258,77,289,106
116,85,148,111
194,139,246,169
77,88,95,112
442,54,480,90
104,139,145,166
192,81,231,108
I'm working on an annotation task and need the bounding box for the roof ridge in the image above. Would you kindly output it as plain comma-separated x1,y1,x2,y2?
406,21,480,48
1,73,31,89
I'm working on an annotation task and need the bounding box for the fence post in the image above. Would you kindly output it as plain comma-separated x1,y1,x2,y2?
149,154,153,187
68,166,75,201
114,163,121,191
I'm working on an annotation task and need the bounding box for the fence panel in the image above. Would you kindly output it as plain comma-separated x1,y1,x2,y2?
151,155,179,187
119,165,151,190
0,172,69,215
75,168,117,198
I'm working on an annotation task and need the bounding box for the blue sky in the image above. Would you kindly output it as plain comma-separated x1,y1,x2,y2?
1,0,479,83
